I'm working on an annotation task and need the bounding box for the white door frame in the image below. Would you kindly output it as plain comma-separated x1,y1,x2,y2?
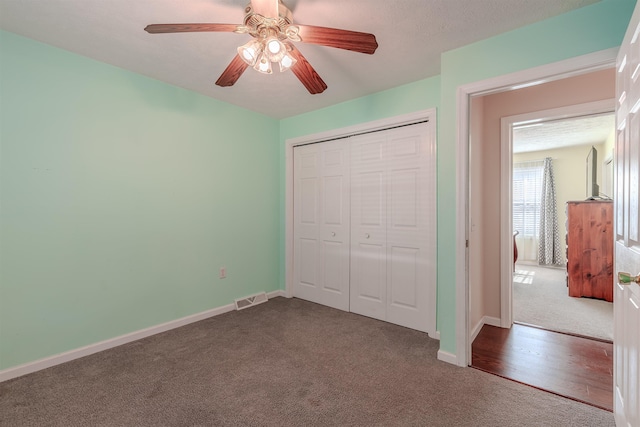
285,109,436,299
455,48,618,366
499,100,615,328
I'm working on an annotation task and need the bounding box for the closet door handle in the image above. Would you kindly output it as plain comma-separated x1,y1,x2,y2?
331,232,336,237
365,233,370,239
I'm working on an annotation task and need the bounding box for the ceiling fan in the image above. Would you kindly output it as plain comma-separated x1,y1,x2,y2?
144,0,378,94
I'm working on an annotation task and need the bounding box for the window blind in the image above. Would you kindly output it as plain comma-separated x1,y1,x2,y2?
513,160,544,237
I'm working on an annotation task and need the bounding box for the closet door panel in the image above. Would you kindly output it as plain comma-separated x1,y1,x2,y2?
323,175,343,224
390,169,418,228
293,142,350,311
360,171,384,226
321,240,343,293
294,145,321,304
319,141,350,309
389,245,419,307
355,242,386,300
300,178,318,225
386,123,435,334
298,238,318,287
350,135,387,320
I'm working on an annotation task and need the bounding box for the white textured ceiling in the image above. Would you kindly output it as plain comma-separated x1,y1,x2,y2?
513,113,615,154
0,0,600,119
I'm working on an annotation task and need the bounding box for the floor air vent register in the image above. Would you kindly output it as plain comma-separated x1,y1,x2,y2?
234,292,268,311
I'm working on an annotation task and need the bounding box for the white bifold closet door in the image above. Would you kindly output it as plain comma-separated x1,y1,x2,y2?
350,123,435,333
293,122,435,335
293,140,350,311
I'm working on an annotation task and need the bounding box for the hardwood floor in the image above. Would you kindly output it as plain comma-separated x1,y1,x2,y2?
471,323,613,411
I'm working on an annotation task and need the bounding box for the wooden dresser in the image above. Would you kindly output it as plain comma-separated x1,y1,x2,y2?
565,200,613,302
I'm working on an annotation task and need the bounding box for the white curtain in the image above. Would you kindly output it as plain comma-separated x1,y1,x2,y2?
513,160,544,262
538,157,563,266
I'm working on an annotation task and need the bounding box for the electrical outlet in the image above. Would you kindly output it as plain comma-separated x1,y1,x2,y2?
219,267,226,279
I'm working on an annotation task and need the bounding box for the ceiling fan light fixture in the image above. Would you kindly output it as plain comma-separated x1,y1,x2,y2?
279,51,297,72
267,39,281,53
254,52,273,74
237,39,262,66
266,37,286,61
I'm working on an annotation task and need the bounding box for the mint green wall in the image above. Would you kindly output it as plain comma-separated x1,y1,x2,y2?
280,78,441,140
0,31,280,370
436,0,635,354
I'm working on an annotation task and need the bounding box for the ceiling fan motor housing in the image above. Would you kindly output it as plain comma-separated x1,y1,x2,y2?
243,1,294,41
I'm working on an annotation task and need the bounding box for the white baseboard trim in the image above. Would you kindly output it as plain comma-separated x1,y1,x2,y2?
267,289,287,298
0,289,286,383
429,330,441,340
440,314,501,368
470,316,502,343
484,316,502,327
437,349,458,365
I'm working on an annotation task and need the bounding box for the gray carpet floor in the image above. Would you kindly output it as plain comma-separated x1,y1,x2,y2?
1,297,614,426
513,263,613,341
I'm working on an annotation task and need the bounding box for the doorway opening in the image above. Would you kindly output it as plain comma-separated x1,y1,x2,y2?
459,53,617,409
507,106,615,342
465,67,617,346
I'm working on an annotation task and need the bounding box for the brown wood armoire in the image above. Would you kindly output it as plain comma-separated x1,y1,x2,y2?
565,200,613,302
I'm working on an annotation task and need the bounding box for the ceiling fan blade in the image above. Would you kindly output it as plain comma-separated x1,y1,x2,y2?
297,25,378,54
289,46,327,95
215,55,250,87
251,0,279,18
144,23,239,34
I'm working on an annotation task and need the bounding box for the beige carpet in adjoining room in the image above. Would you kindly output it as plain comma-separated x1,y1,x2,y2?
1,297,613,426
513,263,613,341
